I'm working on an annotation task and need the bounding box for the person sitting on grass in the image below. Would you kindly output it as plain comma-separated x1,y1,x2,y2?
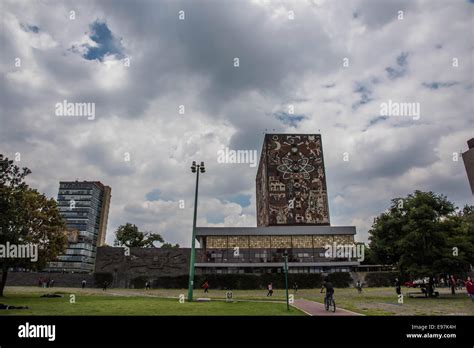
0,304,29,310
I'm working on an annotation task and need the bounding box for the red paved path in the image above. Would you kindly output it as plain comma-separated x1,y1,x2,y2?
292,299,362,316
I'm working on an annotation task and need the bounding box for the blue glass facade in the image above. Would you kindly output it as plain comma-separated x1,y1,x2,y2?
48,181,111,273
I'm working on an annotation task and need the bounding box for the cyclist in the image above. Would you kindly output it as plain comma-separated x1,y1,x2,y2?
320,277,335,309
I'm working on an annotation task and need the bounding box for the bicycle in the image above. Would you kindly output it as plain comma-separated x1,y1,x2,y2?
323,292,336,312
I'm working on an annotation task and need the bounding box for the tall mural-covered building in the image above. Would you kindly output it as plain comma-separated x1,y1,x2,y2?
195,133,359,275
257,134,330,226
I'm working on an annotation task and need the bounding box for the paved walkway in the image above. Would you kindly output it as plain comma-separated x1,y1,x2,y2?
292,299,363,316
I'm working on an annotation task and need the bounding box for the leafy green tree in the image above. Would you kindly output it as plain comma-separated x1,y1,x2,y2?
160,242,180,249
368,190,473,278
0,155,67,297
114,223,165,248
359,244,377,265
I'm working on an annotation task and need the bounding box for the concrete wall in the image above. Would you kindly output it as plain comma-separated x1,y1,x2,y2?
94,246,191,288
6,272,95,288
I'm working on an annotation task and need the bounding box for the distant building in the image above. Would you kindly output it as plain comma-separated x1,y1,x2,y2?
196,134,359,274
462,138,474,194
48,181,111,273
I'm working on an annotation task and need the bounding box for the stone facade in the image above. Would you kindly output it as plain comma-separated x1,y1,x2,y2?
94,247,191,287
256,134,330,226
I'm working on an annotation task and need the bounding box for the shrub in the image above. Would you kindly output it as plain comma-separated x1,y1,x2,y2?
146,273,325,290
131,276,149,289
365,272,400,287
327,272,352,288
94,273,113,287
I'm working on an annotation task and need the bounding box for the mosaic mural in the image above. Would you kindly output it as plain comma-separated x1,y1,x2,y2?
204,235,354,249
257,134,330,226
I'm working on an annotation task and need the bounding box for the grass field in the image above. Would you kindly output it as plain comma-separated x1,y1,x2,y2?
0,287,303,316
1,286,473,316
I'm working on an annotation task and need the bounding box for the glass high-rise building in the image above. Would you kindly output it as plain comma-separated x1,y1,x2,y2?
48,181,111,273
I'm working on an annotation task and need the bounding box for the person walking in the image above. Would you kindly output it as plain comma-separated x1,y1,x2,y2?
267,282,273,297
293,282,298,293
356,280,362,293
464,276,474,301
428,276,435,297
145,281,151,290
202,280,209,294
449,275,456,295
81,279,86,289
395,278,401,295
103,281,108,291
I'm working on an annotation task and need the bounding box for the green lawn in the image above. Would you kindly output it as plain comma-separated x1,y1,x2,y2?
298,287,474,316
2,286,473,316
0,287,303,316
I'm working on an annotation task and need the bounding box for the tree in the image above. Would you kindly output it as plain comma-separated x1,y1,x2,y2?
359,244,377,265
161,242,180,249
114,223,165,248
368,190,473,278
0,154,67,297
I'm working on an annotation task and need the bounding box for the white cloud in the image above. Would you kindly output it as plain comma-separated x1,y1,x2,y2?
1,0,472,247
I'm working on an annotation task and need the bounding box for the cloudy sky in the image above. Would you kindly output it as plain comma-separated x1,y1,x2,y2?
1,0,473,247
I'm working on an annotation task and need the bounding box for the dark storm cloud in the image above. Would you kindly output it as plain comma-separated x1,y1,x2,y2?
80,141,136,177
354,0,415,29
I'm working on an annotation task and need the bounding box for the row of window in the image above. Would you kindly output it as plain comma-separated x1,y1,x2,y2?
200,267,352,274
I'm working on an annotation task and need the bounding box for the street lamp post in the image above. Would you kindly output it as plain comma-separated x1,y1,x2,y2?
284,250,289,311
187,161,205,302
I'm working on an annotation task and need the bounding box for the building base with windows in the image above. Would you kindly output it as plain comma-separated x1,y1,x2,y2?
195,226,359,275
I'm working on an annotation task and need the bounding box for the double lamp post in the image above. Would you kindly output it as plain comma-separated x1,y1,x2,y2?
187,161,205,302
186,160,290,311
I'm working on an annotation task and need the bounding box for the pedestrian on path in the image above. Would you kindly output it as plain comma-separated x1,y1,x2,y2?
202,280,209,293
355,280,362,293
267,282,273,297
464,276,474,301
449,275,456,295
395,278,401,295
